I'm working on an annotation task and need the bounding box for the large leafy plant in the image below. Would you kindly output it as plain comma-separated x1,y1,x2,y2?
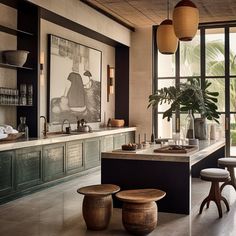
148,79,220,123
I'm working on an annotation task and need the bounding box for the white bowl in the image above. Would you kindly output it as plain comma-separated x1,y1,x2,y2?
3,50,29,67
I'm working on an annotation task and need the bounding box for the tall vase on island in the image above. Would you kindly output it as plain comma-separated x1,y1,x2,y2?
185,110,198,145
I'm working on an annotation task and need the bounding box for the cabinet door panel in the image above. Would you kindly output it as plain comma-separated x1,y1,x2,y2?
101,135,114,152
15,147,42,190
43,143,65,182
0,151,14,196
85,138,100,169
113,133,126,149
126,131,135,144
66,140,84,174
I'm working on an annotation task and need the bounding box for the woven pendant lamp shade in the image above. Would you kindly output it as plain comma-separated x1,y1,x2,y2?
157,19,178,54
173,0,199,41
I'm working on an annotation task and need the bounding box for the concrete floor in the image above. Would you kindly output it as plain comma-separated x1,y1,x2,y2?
0,169,236,236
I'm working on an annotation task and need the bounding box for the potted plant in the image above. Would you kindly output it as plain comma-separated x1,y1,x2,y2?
148,78,220,139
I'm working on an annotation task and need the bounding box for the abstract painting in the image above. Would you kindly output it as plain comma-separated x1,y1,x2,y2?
48,34,102,123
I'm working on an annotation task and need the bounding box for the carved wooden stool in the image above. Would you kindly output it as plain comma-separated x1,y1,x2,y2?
218,157,236,192
77,184,120,230
116,189,166,235
199,168,230,218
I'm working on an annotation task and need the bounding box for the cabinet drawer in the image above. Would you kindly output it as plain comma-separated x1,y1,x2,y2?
15,146,42,190
125,131,135,144
43,143,65,182
101,135,114,152
66,140,84,174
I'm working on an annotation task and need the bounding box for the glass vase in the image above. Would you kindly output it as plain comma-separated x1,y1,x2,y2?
18,116,29,139
185,110,195,139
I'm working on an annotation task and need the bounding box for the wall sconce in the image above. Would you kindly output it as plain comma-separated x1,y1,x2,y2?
107,65,115,102
40,52,44,74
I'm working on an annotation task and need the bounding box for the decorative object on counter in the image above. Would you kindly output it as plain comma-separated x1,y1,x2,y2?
148,79,220,139
142,133,150,148
77,184,120,230
185,110,196,143
173,0,199,41
110,119,125,127
107,65,115,102
107,118,112,127
2,50,29,66
154,145,198,153
77,118,92,132
157,0,178,54
194,117,207,140
48,35,101,123
122,143,137,151
0,87,19,105
61,119,71,134
137,133,143,149
40,116,48,138
17,117,29,139
210,123,216,140
116,189,166,235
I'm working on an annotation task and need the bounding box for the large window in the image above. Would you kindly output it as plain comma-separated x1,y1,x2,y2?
154,25,236,156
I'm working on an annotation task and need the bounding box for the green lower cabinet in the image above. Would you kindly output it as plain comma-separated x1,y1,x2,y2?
125,131,135,144
101,135,114,152
0,151,15,196
113,133,126,149
66,140,84,174
43,143,65,182
15,146,42,190
84,138,100,169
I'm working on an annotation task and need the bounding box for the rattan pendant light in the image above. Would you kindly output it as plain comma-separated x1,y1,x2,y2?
157,0,178,54
173,0,199,41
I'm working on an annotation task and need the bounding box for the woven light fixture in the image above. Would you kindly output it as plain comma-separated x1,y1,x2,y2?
157,0,178,54
173,0,199,41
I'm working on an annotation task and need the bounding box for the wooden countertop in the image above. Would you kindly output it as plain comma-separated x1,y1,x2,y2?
101,139,225,165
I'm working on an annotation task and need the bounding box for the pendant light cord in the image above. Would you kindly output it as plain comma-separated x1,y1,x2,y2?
167,0,170,19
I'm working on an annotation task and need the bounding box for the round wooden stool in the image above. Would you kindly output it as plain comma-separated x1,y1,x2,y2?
77,184,120,230
199,168,230,218
116,189,166,235
218,157,236,191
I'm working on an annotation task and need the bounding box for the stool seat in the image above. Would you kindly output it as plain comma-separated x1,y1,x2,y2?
200,168,230,180
78,184,120,196
218,157,236,166
116,189,166,235
218,158,236,192
199,168,230,218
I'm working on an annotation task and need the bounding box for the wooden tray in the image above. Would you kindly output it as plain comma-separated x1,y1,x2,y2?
154,145,198,153
0,133,23,141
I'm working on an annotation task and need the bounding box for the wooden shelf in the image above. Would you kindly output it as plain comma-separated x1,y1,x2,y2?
0,25,34,36
0,104,33,107
0,62,33,70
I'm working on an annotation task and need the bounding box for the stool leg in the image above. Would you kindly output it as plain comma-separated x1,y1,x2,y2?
221,196,230,212
199,197,210,214
220,167,236,192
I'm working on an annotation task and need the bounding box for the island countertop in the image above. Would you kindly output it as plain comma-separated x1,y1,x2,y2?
0,127,136,152
101,139,225,166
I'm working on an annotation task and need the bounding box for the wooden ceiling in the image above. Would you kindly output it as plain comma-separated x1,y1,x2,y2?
81,0,236,28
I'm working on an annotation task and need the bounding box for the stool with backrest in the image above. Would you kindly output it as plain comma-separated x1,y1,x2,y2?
218,157,236,192
199,168,230,218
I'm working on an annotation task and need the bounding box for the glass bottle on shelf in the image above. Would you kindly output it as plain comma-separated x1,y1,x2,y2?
185,110,195,139
18,117,29,139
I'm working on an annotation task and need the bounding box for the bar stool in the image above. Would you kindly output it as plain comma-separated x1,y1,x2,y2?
199,168,230,218
218,157,236,192
77,184,120,230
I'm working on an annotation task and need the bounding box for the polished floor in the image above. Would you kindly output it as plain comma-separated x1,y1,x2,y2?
0,170,236,236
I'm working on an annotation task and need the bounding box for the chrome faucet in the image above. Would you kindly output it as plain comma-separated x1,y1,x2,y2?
62,119,71,133
40,116,48,137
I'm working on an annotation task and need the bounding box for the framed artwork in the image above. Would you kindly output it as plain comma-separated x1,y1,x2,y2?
48,34,102,124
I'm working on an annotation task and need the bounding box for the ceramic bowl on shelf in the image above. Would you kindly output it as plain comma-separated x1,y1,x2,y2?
2,50,29,67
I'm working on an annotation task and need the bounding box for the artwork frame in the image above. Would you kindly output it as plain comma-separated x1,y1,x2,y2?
47,34,102,124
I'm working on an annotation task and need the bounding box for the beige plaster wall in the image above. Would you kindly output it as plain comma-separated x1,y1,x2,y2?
40,19,115,132
29,0,131,46
0,4,17,127
129,27,153,142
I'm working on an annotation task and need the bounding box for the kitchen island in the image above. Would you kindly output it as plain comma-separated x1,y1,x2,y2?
101,140,225,214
